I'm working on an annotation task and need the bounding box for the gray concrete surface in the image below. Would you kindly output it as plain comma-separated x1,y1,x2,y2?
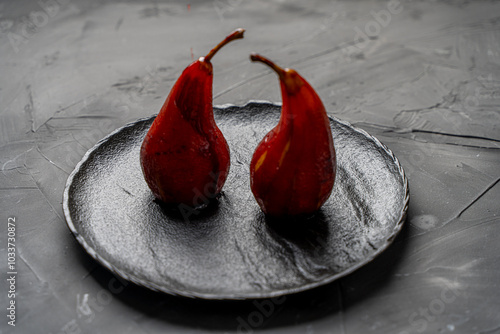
1,0,499,333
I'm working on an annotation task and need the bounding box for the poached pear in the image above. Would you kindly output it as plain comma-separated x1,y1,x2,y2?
140,29,245,206
249,53,336,216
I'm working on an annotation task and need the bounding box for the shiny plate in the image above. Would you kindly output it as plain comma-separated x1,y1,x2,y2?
63,102,409,299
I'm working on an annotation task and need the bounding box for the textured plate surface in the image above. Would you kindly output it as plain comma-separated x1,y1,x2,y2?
63,102,409,299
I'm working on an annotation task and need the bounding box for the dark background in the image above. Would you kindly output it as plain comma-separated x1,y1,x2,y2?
1,0,499,333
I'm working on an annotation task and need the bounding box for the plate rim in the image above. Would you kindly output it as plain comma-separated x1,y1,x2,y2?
62,100,409,300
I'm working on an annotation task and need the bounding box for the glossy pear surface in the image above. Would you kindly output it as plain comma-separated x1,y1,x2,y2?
140,29,244,206
250,54,336,216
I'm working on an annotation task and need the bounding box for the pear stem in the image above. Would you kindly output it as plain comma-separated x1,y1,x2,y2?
250,53,286,79
204,28,245,62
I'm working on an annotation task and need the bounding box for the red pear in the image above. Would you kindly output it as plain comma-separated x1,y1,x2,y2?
249,54,336,216
140,29,245,206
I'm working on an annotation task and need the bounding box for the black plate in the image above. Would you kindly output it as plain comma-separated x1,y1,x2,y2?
63,102,409,299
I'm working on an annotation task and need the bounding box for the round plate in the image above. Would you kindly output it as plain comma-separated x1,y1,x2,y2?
63,101,409,299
